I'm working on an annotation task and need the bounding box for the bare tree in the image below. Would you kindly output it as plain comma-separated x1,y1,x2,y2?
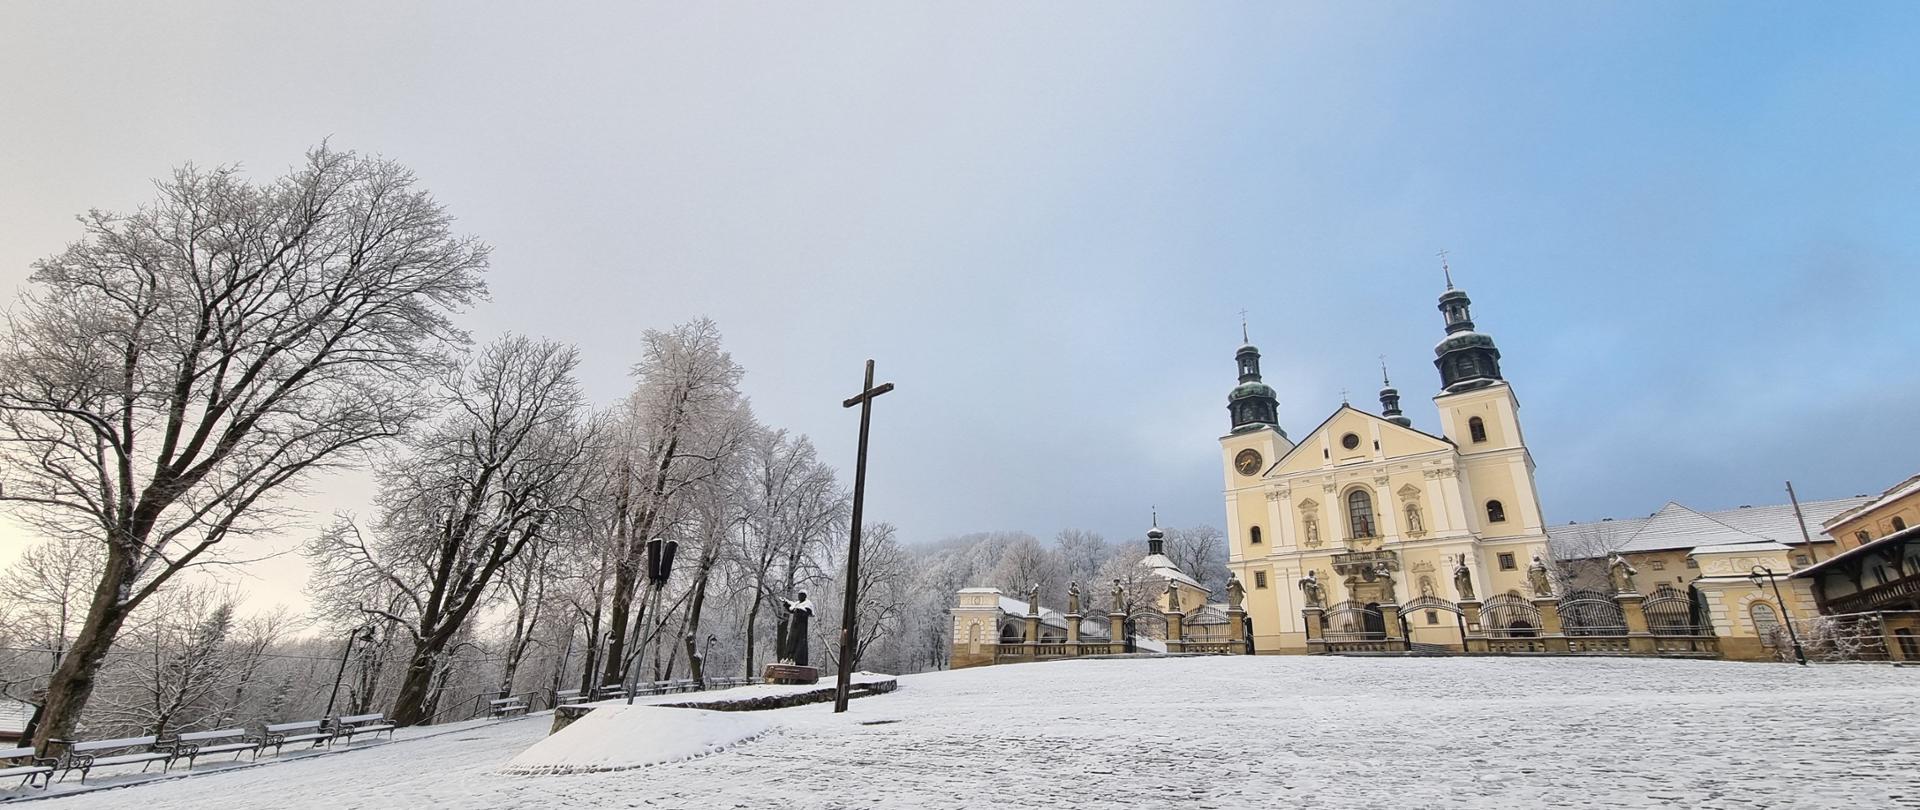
0,536,103,679
1162,525,1227,596
305,335,593,726
0,146,488,749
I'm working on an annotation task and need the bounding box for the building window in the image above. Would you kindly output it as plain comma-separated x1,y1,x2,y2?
1468,416,1487,443
1650,560,1666,571
1486,500,1506,523
1792,555,1809,567
1895,517,1909,532
1857,530,1872,544
1341,432,1361,450
1498,552,1516,571
1249,526,1262,545
1750,602,1781,645
1425,610,1440,625
1254,571,1268,589
1346,488,1377,538
1685,558,1698,569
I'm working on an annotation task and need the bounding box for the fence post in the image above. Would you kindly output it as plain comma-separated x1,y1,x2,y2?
1165,608,1185,653
1302,606,1326,654
1379,602,1406,652
1535,597,1569,653
1108,611,1127,655
1228,604,1248,653
1458,599,1485,653
1619,592,1655,655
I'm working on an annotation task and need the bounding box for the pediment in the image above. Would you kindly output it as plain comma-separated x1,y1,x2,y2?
1266,405,1456,476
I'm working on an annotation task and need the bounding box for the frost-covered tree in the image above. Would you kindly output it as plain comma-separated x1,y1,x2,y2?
0,146,488,749
305,336,594,726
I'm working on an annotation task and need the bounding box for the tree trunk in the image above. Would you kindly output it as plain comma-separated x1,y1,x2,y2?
32,549,137,754
743,590,764,681
390,634,450,726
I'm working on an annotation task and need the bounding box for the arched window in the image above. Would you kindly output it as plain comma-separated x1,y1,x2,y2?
1856,530,1873,545
1486,500,1506,523
1468,416,1487,443
1346,489,1376,539
1249,525,1263,545
1895,517,1909,532
1750,602,1781,646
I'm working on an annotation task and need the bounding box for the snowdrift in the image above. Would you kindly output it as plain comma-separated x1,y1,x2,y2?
499,705,772,776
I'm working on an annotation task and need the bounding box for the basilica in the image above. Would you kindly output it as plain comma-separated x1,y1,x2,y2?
1220,273,1553,653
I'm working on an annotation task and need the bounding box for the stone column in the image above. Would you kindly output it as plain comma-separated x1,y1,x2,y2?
1302,606,1326,654
1025,613,1041,652
1458,599,1485,653
1228,605,1248,654
1065,612,1081,645
1619,592,1655,655
1166,610,1185,653
1378,603,1406,652
1108,611,1127,655
1535,597,1569,653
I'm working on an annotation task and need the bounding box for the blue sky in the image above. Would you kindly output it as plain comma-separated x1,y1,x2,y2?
1,4,1916,600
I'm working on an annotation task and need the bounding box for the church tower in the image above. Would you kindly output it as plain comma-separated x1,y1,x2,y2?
1432,273,1504,393
1228,337,1281,433
1429,265,1546,541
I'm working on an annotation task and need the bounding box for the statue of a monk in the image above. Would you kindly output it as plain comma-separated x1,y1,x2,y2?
1527,554,1554,598
1067,581,1082,615
779,591,813,666
1452,556,1476,601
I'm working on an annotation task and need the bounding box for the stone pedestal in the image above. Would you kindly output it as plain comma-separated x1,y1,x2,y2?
1458,599,1486,653
1108,611,1127,655
1619,592,1655,654
762,663,820,685
1065,612,1081,644
1378,602,1406,652
1534,597,1570,653
1166,610,1185,653
1025,613,1040,646
1228,606,1247,653
1302,606,1326,654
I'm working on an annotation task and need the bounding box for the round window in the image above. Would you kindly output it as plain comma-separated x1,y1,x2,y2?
1341,433,1361,450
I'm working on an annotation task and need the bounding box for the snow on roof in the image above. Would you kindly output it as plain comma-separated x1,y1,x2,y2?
957,587,1002,594
1792,523,1920,579
1688,540,1791,556
1820,474,1920,530
1140,553,1203,588
1548,497,1871,558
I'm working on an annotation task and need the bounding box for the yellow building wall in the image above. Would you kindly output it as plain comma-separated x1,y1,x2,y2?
1827,484,1920,551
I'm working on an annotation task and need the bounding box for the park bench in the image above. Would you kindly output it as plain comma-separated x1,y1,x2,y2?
553,688,589,707
486,697,528,719
159,728,260,769
593,682,626,701
329,713,396,746
54,736,171,783
0,746,57,789
261,719,332,756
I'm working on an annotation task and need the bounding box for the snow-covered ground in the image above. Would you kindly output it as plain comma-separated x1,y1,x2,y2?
24,656,1920,809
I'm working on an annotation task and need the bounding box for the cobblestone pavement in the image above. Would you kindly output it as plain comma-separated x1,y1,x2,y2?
36,656,1920,809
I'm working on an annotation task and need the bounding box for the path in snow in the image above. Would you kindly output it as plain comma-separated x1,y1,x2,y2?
31,656,1920,809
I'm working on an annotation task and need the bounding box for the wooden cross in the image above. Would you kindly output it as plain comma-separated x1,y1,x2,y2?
833,359,893,713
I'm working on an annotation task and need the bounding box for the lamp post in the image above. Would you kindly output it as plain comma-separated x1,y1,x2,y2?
624,537,679,704
1749,565,1807,666
324,624,377,719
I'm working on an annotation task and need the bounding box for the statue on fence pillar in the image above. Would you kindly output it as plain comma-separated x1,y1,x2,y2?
1452,556,1476,601
1226,573,1245,611
1110,580,1125,614
1066,581,1082,615
1026,582,1041,616
1298,570,1324,608
1164,578,1181,613
778,591,813,666
1607,552,1640,594
1527,555,1554,598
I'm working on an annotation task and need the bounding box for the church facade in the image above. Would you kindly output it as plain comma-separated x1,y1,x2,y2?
1221,277,1554,653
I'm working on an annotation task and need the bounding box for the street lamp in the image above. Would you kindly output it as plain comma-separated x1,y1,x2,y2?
1748,565,1808,666
624,537,679,704
324,624,378,719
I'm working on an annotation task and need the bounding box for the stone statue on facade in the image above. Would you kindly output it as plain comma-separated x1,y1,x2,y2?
1303,514,1320,547
778,591,813,666
1452,556,1476,601
1226,572,1245,611
1608,552,1640,594
1066,581,1082,615
1527,554,1554,598
1110,579,1125,615
1026,582,1041,616
1374,562,1397,604
1405,502,1424,534
1164,578,1181,613
1298,570,1324,607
